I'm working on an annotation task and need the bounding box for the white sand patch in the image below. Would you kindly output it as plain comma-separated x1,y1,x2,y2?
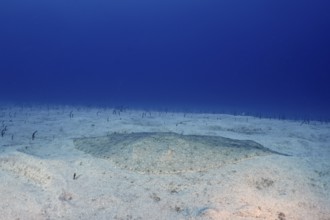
0,105,329,219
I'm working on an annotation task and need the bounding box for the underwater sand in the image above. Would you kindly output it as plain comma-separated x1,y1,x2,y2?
0,105,330,220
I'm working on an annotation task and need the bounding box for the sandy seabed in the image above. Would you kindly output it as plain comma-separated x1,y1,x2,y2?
0,105,329,220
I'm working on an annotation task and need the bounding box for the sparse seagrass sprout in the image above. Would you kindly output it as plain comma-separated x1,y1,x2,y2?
1,126,7,137
69,111,74,118
32,130,38,140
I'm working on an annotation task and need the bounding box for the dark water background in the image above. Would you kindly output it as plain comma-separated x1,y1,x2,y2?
1,0,329,120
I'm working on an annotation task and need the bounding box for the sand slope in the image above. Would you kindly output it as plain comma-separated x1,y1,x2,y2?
0,105,329,220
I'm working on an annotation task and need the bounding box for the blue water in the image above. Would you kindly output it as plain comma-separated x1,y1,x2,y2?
1,0,329,120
